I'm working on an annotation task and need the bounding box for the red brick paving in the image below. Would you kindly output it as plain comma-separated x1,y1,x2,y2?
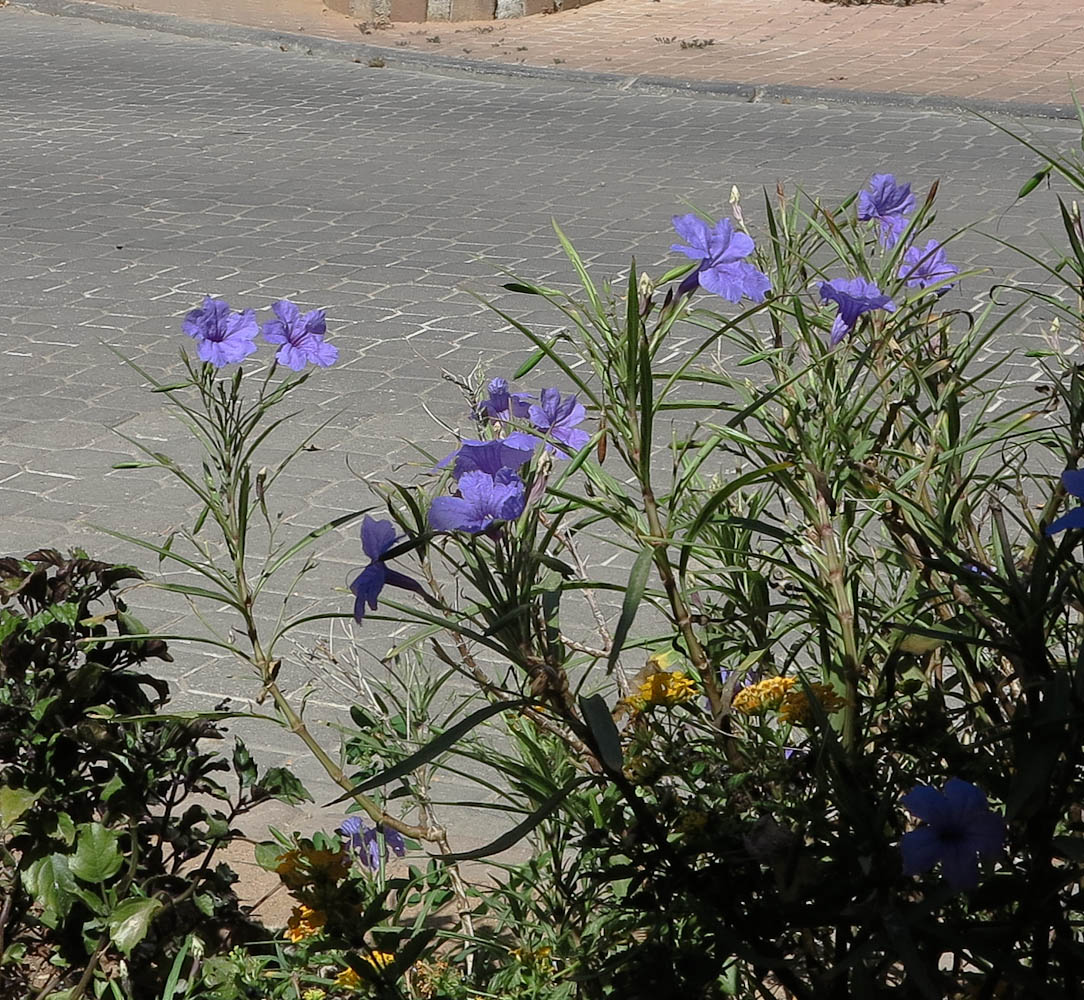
88,0,1084,110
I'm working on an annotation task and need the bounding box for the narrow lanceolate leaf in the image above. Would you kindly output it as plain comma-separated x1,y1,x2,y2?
324,698,538,805
440,777,592,861
607,546,655,676
579,694,623,772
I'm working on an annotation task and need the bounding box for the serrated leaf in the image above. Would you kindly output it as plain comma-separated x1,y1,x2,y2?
193,893,215,917
255,767,313,805
23,855,78,923
107,897,164,956
71,823,123,883
0,785,41,831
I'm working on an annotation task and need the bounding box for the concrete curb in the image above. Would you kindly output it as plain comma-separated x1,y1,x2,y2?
10,0,1080,122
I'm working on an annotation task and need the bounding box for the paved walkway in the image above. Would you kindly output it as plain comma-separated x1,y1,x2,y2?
20,0,1084,115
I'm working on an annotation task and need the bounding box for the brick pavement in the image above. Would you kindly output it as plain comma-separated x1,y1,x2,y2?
25,0,1084,114
1,6,1082,839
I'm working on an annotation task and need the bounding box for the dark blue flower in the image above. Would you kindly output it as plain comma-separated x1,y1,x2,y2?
528,388,590,456
477,378,532,421
820,277,897,345
858,173,915,248
350,516,424,622
671,214,771,303
428,469,526,534
899,240,959,294
182,296,259,367
1046,469,1084,535
261,298,338,370
339,816,406,870
900,778,1004,891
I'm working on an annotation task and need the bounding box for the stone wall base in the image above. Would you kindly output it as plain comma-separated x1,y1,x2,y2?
325,0,601,23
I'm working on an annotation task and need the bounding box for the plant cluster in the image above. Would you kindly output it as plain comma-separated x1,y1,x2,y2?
5,112,1084,999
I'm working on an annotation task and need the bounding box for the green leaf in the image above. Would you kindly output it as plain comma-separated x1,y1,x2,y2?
107,897,164,956
0,785,42,832
255,768,313,805
71,823,124,884
23,854,78,923
607,546,654,676
1017,163,1052,199
254,841,285,871
193,893,215,918
441,776,592,861
325,698,538,805
54,812,75,847
232,739,258,790
579,694,623,772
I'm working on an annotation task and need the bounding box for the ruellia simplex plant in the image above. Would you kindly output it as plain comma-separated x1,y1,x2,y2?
17,114,1084,997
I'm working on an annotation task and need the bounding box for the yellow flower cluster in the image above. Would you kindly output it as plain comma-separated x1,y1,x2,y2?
275,846,350,889
731,676,798,715
636,669,698,708
285,904,326,942
779,682,847,726
335,952,396,988
511,945,554,971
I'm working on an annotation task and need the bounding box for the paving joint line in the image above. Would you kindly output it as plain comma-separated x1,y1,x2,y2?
10,0,1079,123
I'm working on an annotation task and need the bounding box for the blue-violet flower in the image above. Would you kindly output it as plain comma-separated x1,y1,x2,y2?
528,388,590,456
428,469,526,534
182,296,259,367
1046,469,1084,534
900,240,959,294
671,214,771,303
857,173,915,248
350,516,424,622
478,377,532,421
820,277,896,345
339,816,406,870
261,298,338,370
900,778,1005,891
438,437,535,480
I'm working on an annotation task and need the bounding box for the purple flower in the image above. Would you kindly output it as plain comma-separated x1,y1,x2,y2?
182,296,259,367
260,299,338,371
428,469,526,534
857,173,915,248
900,240,959,294
349,516,425,622
1046,469,1084,534
820,277,897,345
671,214,771,303
437,437,535,480
528,388,590,456
339,816,406,870
900,778,1005,891
478,378,532,421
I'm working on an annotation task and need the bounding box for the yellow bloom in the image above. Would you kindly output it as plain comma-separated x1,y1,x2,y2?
302,991,327,1000
284,904,326,942
637,669,697,708
779,682,847,726
732,676,798,714
511,944,554,971
335,966,362,988
274,846,350,889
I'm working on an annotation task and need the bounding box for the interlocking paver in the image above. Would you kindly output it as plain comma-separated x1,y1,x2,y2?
1,6,1082,822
